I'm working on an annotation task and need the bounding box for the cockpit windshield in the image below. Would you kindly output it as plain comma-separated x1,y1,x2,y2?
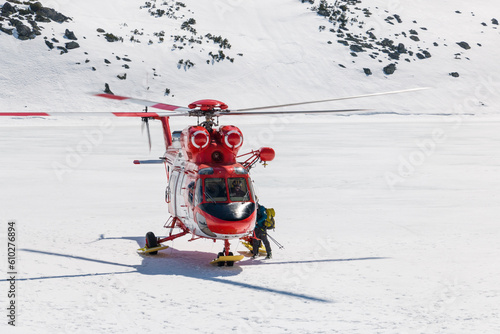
203,177,251,203
228,177,250,202
204,178,227,202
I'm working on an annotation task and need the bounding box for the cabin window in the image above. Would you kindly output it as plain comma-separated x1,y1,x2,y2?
187,181,195,205
228,177,250,202
199,167,214,175
204,178,228,202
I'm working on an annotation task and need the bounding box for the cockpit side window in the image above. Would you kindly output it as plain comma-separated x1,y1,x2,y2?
228,177,250,202
194,180,203,205
204,178,228,202
247,177,256,202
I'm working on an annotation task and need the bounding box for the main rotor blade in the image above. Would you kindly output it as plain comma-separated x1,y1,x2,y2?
215,108,370,116
95,93,190,112
0,111,190,117
231,87,429,112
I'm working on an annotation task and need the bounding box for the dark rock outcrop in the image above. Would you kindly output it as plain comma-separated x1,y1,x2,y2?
35,7,70,23
350,44,364,52
28,20,41,35
64,29,77,40
65,41,79,49
29,2,43,12
383,63,396,75
0,24,13,35
104,33,120,42
13,21,32,40
1,2,15,16
2,2,71,42
457,41,471,50
388,52,400,60
45,39,54,49
397,43,406,54
104,83,113,94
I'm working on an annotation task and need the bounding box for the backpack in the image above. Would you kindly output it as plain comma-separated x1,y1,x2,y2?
264,208,275,230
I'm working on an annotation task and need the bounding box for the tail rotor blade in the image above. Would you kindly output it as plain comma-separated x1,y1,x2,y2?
146,119,152,152
141,117,152,152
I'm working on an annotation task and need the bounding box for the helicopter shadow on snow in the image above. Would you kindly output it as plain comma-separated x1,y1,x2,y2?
11,236,332,302
17,235,243,278
11,235,388,303
99,236,335,302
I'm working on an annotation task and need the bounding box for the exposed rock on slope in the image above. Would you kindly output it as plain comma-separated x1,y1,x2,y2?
0,1,70,40
300,0,498,77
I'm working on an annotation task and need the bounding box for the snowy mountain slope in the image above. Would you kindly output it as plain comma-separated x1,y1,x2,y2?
1,0,499,113
1,1,500,333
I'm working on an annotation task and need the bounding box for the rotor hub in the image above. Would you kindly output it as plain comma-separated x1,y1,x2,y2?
188,99,228,111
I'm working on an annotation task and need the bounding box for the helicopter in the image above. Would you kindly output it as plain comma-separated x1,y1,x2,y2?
0,87,426,266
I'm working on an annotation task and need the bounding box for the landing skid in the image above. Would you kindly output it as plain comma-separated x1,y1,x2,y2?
240,235,266,255
139,218,189,255
240,240,267,255
210,239,244,266
137,244,169,254
210,254,244,266
140,220,244,265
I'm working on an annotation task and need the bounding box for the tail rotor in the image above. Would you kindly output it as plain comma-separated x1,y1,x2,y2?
140,107,152,151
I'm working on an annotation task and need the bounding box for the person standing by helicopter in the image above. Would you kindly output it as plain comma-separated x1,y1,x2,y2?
252,203,272,259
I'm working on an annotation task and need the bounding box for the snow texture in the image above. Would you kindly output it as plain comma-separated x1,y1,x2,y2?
1,0,500,333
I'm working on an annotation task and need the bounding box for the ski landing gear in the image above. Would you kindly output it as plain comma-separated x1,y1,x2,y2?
137,231,169,255
210,239,244,266
240,235,267,256
138,224,243,266
138,219,190,255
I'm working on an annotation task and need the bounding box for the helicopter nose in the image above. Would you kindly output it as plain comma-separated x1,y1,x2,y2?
206,216,253,235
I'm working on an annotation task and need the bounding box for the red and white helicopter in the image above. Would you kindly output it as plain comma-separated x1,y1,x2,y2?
0,88,425,266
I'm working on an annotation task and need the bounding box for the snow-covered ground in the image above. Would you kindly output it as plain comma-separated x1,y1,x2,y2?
1,115,500,333
1,1,500,333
